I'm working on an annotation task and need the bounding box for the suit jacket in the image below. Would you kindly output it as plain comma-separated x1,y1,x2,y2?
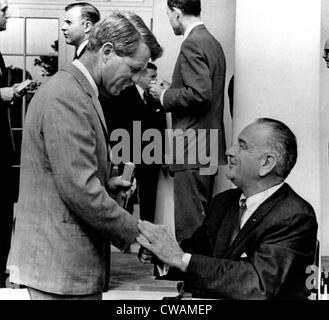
163,25,227,172
0,51,14,167
101,84,166,159
178,183,318,299
7,64,139,295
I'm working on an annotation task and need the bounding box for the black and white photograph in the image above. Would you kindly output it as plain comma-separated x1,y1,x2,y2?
0,0,327,311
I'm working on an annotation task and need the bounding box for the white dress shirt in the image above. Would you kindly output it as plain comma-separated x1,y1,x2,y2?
239,183,284,228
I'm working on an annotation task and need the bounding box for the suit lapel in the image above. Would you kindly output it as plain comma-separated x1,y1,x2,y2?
224,184,289,257
213,201,240,257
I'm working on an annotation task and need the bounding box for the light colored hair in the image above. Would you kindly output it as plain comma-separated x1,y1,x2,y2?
87,11,141,57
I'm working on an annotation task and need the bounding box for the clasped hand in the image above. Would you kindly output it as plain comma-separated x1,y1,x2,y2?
108,175,136,197
137,220,186,272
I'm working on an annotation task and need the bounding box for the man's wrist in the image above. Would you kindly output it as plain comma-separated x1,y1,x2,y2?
180,253,191,272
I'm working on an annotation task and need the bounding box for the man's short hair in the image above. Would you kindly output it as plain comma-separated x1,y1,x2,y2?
146,62,157,71
255,118,298,179
167,0,201,16
122,12,163,61
65,2,100,25
87,11,143,57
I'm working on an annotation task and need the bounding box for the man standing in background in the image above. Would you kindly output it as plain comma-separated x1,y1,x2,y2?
0,0,23,288
61,2,100,59
149,0,227,242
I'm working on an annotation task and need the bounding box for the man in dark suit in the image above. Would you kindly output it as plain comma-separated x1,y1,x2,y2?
149,0,227,242
137,118,318,300
7,12,154,300
0,0,24,288
103,62,165,222
61,2,100,59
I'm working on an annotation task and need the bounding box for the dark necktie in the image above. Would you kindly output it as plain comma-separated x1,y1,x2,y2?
143,91,148,105
230,198,247,246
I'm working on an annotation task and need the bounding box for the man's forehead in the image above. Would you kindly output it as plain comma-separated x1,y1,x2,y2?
66,6,82,19
130,43,150,67
239,123,271,143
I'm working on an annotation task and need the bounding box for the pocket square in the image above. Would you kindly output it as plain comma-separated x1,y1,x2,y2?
240,252,248,258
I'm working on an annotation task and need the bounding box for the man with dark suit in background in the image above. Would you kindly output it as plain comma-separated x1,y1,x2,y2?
149,0,227,243
7,12,154,300
103,62,166,222
61,2,100,59
137,118,318,300
0,0,24,288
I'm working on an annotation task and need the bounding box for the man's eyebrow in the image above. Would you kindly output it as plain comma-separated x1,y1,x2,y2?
238,138,247,147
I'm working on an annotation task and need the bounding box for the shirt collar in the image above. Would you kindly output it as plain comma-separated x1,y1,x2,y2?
135,84,145,100
72,59,99,97
240,182,284,213
76,40,88,58
183,21,204,41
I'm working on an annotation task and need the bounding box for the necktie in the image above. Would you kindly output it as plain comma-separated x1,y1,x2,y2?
143,91,148,104
230,199,247,245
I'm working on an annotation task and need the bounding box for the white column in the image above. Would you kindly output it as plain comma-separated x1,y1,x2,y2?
234,0,323,247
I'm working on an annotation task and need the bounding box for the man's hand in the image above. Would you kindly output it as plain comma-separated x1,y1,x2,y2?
138,246,155,264
148,83,163,101
136,220,187,272
108,175,135,193
0,84,22,102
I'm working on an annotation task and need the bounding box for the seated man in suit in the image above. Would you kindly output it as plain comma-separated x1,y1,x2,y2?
137,118,318,300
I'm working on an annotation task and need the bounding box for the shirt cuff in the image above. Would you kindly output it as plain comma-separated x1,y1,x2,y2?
181,253,192,272
160,88,166,106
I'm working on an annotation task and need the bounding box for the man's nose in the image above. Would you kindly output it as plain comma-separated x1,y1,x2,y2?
225,144,236,157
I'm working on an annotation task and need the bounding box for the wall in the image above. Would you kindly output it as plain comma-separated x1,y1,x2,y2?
321,0,329,255
234,0,323,246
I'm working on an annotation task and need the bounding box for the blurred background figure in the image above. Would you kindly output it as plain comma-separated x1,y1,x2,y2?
0,0,24,288
323,39,329,68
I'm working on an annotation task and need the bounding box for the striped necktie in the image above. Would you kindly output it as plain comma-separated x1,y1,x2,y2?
230,199,247,245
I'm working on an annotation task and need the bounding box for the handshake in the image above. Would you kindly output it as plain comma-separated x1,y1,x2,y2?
136,220,189,273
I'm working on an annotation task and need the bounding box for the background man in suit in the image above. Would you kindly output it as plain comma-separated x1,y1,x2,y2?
61,2,100,59
323,39,329,68
103,62,166,222
0,0,24,288
7,12,153,300
137,118,318,299
148,0,227,243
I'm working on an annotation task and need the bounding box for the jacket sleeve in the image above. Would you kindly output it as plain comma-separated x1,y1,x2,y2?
163,38,212,111
42,90,138,251
183,211,317,300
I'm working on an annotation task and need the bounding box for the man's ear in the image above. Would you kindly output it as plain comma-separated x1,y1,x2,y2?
259,153,277,177
84,20,93,33
172,7,183,21
101,42,114,62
